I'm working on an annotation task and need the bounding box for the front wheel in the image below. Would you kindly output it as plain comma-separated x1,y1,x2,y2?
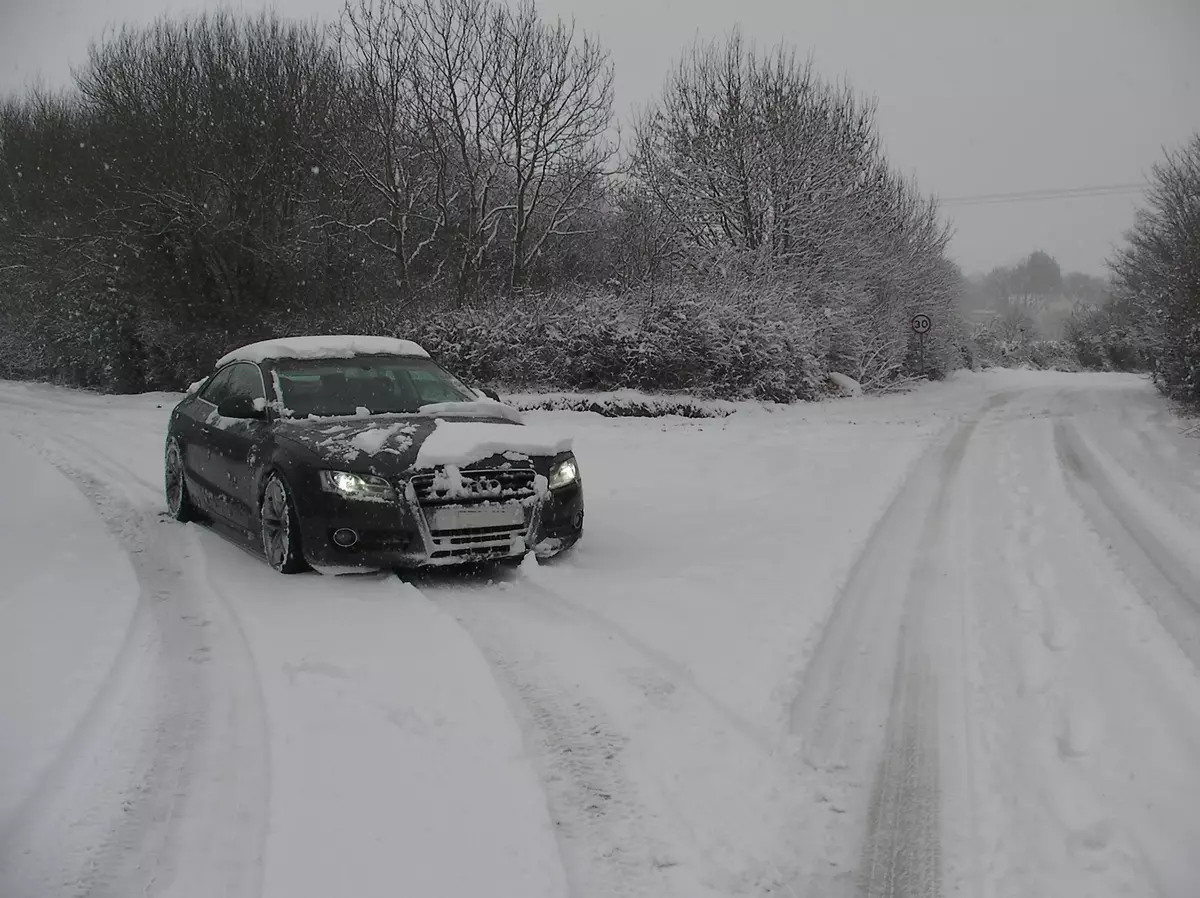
260,474,307,574
165,438,200,522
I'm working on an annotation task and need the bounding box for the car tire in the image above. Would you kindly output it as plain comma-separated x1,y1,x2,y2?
260,473,307,574
165,438,200,523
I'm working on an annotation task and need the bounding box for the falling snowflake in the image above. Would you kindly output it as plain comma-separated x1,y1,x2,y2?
311,166,320,175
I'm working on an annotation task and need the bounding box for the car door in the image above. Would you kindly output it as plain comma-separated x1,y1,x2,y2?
202,362,270,530
186,364,240,513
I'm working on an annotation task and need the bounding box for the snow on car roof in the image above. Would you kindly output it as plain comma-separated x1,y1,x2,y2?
216,335,430,366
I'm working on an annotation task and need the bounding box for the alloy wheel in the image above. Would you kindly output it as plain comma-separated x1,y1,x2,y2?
165,446,184,515
261,476,292,571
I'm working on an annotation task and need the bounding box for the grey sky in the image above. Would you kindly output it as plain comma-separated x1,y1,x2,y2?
2,0,1197,276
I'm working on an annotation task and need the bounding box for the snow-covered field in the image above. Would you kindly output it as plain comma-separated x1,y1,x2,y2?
3,370,1200,897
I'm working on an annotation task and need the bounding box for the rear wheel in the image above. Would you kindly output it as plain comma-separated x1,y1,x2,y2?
164,439,199,522
261,474,307,574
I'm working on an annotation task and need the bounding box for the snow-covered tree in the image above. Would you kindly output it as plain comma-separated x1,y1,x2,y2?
626,29,958,382
1111,134,1200,402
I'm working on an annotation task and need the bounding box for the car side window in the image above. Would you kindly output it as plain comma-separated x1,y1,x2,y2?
225,363,266,402
198,366,238,405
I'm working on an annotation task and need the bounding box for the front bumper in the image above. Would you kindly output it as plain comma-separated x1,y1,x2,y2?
297,479,584,570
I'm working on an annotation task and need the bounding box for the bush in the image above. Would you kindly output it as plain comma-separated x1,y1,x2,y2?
512,395,734,418
405,288,828,402
968,328,1084,373
1064,302,1150,373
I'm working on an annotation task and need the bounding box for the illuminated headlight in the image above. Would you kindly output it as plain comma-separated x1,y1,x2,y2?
548,457,579,491
319,470,396,502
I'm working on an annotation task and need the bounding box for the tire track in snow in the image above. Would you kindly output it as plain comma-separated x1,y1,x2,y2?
1081,395,1200,534
788,391,1014,898
987,418,1152,896
420,580,675,898
498,572,778,755
0,417,269,898
1024,411,1200,894
53,428,166,496
855,418,982,898
964,422,1055,896
421,573,817,898
1053,418,1200,669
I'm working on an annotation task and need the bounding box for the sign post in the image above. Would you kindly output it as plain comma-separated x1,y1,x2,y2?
911,314,932,376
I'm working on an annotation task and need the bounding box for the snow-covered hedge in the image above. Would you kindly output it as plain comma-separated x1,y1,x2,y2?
966,302,1151,376
405,292,830,403
968,334,1081,372
510,393,736,418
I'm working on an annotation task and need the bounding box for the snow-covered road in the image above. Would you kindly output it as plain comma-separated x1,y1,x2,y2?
2,371,1200,897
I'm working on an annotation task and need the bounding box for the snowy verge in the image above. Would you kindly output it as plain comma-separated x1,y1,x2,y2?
503,370,1133,418
0,432,139,832
503,389,766,418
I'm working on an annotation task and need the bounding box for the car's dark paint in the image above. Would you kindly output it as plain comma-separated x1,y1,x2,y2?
166,356,583,570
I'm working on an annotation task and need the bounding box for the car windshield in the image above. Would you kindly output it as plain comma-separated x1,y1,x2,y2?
271,355,476,418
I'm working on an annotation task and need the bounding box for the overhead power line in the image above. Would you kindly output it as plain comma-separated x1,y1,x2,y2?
939,182,1148,207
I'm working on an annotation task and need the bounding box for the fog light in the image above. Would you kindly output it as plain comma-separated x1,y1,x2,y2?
332,528,359,548
572,511,584,530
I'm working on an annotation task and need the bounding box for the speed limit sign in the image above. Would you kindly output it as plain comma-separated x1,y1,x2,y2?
911,314,932,335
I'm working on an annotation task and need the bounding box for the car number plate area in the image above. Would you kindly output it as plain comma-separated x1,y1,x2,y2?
427,503,525,531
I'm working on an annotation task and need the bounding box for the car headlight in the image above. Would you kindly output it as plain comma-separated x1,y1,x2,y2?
548,457,579,491
319,470,396,502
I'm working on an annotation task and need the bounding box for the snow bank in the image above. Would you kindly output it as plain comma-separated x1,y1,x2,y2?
0,432,139,830
217,335,429,366
504,389,754,419
414,419,572,468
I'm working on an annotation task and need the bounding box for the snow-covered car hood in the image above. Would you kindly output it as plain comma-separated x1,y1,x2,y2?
273,411,572,478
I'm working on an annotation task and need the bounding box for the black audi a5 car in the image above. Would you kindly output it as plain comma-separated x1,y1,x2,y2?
164,336,584,573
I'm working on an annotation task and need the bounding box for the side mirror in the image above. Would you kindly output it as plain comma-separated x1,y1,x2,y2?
217,396,267,420
479,386,501,401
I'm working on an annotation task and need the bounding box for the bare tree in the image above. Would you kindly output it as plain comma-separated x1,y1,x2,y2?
334,0,445,293
492,0,614,291
335,0,614,298
406,0,512,298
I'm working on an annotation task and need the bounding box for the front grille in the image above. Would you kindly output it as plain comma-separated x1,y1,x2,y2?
429,524,522,543
427,523,526,559
353,530,413,552
410,466,537,507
